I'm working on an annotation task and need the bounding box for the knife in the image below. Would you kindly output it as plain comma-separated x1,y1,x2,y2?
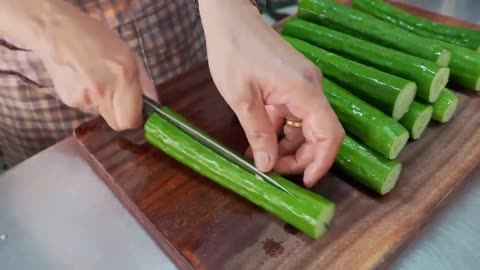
142,95,294,196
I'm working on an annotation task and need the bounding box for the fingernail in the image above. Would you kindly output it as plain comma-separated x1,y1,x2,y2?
254,151,270,172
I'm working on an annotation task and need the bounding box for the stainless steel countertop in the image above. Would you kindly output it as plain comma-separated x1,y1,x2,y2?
1,1,480,269
0,138,176,270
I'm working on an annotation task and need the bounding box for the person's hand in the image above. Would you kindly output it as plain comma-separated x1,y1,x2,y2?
198,0,345,187
1,0,157,130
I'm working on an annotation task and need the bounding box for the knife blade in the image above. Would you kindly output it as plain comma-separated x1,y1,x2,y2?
142,95,294,196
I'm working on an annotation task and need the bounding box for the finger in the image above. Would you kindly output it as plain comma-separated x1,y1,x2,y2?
113,79,143,130
136,56,158,101
231,88,278,172
274,143,315,175
79,104,99,115
278,120,304,156
103,56,144,130
46,59,94,111
300,98,344,187
244,105,285,159
267,105,288,135
278,74,344,186
75,92,99,115
97,91,120,130
303,137,342,187
83,77,121,130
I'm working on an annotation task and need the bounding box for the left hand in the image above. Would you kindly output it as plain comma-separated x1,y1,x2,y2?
198,0,345,187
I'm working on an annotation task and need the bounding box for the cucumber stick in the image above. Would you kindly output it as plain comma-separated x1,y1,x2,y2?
432,88,459,123
350,0,480,90
283,36,417,120
282,18,450,102
431,41,480,91
324,78,408,159
336,135,402,195
297,0,451,67
145,110,335,239
352,0,480,51
399,102,433,140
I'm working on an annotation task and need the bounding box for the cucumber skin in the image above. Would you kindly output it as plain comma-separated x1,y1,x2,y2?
282,18,445,102
348,0,480,90
336,135,401,195
145,111,334,239
438,41,480,91
352,0,480,51
432,88,459,123
297,0,450,65
398,101,432,139
323,78,408,159
283,35,415,119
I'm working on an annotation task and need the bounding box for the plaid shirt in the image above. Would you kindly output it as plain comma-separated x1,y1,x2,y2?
0,0,283,166
0,0,208,166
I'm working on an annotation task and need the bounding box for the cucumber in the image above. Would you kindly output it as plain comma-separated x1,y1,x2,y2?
145,110,335,239
336,134,402,195
283,35,416,120
282,18,450,102
349,0,480,90
352,0,480,51
433,41,480,91
297,0,451,67
398,101,433,140
432,88,459,123
323,78,408,159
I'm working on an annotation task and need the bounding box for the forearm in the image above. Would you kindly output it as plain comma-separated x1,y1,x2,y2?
0,0,77,49
197,0,272,52
198,0,261,32
0,0,46,44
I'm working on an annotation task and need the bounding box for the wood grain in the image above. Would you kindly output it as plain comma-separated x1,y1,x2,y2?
74,3,480,270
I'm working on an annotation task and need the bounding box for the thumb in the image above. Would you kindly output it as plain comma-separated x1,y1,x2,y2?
231,91,278,172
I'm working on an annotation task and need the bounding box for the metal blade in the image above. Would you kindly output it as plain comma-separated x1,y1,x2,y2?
142,96,295,196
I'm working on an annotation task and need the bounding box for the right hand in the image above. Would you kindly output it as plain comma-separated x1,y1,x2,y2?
28,0,157,130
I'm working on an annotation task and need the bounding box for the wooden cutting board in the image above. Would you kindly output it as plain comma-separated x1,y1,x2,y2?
74,3,480,270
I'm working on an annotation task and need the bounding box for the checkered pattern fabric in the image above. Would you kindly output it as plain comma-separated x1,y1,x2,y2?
0,0,207,166
0,0,283,166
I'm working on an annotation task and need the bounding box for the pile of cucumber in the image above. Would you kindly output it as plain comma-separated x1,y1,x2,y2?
144,0,477,239
281,0,480,197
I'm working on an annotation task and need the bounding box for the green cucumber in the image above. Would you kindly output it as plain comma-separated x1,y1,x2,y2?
297,0,451,67
432,88,459,123
336,134,402,195
398,101,433,140
432,41,480,91
324,78,408,159
145,110,335,239
282,18,450,102
283,35,416,120
352,0,480,51
349,0,480,90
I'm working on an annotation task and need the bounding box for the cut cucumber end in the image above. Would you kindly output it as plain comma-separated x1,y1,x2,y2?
411,106,433,140
393,82,417,120
437,97,458,123
436,50,451,67
380,163,402,195
429,67,450,102
388,132,409,159
475,77,480,91
314,202,335,238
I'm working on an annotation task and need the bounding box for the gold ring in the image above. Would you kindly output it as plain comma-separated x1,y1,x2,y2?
286,119,302,128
